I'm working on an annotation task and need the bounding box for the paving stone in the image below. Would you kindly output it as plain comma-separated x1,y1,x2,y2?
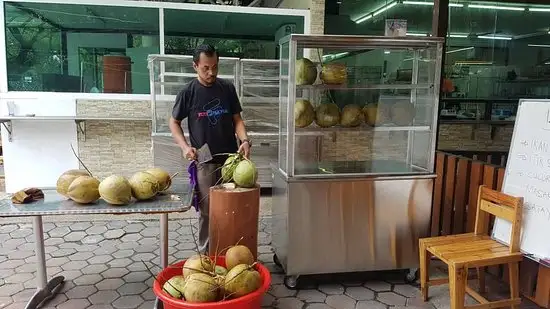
117,282,148,296
101,267,130,279
86,225,107,235
68,251,94,261
377,291,407,306
82,264,108,275
105,229,125,239
0,260,25,270
406,297,437,309
88,255,113,265
88,305,117,309
47,257,69,267
297,289,326,303
326,294,356,309
112,250,134,259
113,295,144,309
82,235,104,244
66,285,98,299
355,300,388,309
364,281,392,292
107,221,128,229
56,298,91,309
74,274,103,286
89,290,120,304
9,229,32,239
138,300,156,309
132,253,156,262
57,270,83,281
50,248,76,258
96,278,125,290
138,237,158,246
0,284,23,297
61,260,89,271
123,223,145,233
48,227,70,238
5,273,34,284
108,258,133,268
63,231,87,242
75,244,100,252
121,233,142,242
319,284,345,295
93,245,117,255
269,284,296,298
0,295,15,307
393,284,422,298
345,286,375,301
139,227,159,237
43,293,68,308
2,238,25,249
276,297,304,309
123,271,151,283
11,288,36,302
304,304,333,309
70,222,93,231
0,224,18,233
262,293,276,307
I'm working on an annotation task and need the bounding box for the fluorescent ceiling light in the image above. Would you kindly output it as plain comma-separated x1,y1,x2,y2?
407,32,428,36
477,35,512,40
448,34,468,38
468,4,525,11
403,1,463,7
446,47,474,54
529,8,550,12
528,44,550,48
384,50,391,54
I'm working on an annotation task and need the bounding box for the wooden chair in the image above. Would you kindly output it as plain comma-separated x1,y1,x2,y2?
419,185,524,309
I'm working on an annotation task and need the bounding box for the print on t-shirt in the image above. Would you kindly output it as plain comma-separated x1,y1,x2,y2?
197,98,229,126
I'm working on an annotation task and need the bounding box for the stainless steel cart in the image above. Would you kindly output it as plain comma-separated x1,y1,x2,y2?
271,34,444,288
0,189,191,309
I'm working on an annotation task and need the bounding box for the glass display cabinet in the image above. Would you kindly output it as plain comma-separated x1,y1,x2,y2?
147,54,239,192
271,35,444,289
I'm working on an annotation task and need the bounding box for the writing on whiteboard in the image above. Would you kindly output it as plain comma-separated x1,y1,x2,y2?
524,201,550,221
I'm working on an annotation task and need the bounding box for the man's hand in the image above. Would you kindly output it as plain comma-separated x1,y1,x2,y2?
238,141,251,159
182,146,198,161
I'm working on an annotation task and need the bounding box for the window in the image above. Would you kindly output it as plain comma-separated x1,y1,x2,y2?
4,2,160,94
163,9,305,59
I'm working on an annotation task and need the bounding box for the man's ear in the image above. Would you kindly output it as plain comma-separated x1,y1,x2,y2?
192,62,198,72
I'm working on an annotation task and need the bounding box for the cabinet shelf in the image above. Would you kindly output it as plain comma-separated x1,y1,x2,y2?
0,116,151,142
296,125,431,133
297,83,434,90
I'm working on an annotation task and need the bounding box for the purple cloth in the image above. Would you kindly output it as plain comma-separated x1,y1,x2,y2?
188,161,199,212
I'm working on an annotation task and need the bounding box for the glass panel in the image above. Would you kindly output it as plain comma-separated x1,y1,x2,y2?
4,2,160,93
148,55,239,134
282,36,441,176
163,9,304,58
279,41,290,173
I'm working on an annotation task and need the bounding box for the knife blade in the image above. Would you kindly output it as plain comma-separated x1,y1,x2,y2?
197,143,213,164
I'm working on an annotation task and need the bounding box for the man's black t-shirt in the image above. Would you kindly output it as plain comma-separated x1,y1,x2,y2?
172,78,242,164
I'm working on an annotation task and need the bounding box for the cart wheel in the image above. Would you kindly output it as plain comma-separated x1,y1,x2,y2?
284,275,299,290
273,254,282,267
404,268,419,284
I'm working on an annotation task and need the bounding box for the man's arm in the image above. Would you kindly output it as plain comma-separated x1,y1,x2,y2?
169,117,191,150
170,89,196,160
233,113,248,143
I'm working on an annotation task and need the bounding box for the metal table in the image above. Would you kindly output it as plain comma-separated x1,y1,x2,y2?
0,189,191,309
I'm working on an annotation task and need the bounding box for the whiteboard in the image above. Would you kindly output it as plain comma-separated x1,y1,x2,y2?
492,100,550,262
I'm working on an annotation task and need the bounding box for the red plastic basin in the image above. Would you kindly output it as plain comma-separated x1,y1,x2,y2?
153,256,271,309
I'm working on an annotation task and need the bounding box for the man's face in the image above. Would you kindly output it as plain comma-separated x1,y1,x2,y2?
193,53,218,85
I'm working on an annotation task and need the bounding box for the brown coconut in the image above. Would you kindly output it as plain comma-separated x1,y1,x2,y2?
56,169,90,198
146,168,172,192
67,175,100,204
225,245,255,271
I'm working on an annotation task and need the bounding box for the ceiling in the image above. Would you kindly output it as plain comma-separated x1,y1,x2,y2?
4,2,304,38
327,0,550,41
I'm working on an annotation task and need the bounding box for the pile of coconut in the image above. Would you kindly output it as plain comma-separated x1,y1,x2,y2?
56,167,174,206
161,244,262,303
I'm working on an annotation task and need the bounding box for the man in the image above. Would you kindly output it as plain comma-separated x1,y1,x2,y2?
169,44,251,253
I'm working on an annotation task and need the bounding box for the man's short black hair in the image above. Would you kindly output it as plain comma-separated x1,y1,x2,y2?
193,44,219,63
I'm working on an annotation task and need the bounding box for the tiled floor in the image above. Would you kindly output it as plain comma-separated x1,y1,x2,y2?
0,215,543,309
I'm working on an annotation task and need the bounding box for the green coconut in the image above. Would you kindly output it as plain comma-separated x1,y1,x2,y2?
215,265,228,276
315,103,341,128
98,175,133,206
340,104,364,127
162,275,186,299
233,160,258,188
182,255,215,279
56,169,90,198
225,245,255,271
129,171,160,200
295,99,315,128
221,154,242,183
145,168,172,192
296,58,318,85
66,175,100,204
183,273,218,303
224,264,262,298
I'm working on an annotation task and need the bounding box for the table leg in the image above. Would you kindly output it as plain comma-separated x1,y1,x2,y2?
154,213,170,309
25,216,65,309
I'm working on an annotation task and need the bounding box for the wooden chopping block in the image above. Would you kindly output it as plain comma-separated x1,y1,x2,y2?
208,184,260,259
